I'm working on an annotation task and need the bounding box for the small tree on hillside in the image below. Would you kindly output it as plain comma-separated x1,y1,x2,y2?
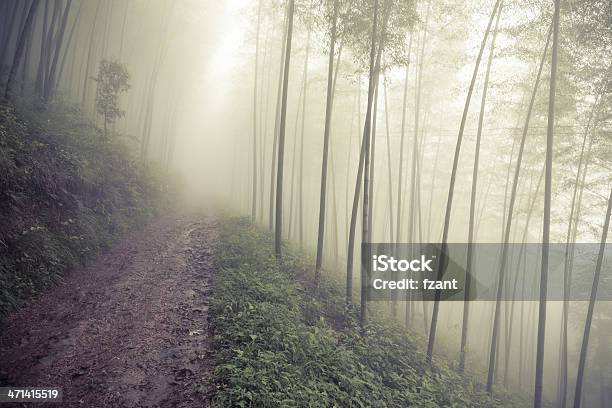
95,59,130,138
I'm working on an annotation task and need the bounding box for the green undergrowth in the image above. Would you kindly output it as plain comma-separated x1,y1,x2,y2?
209,217,526,407
0,101,169,319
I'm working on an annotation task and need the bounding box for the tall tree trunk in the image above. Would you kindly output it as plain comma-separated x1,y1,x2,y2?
573,186,612,408
557,88,602,408
534,0,560,406
0,0,21,69
459,1,501,373
427,0,502,363
346,82,363,303
81,0,102,112
361,0,389,326
270,9,289,231
315,0,339,285
274,0,295,258
347,0,382,306
4,0,40,100
359,0,379,325
396,35,413,245
20,11,35,97
298,28,311,248
34,0,50,99
57,0,82,89
383,78,394,243
252,0,262,221
367,81,380,241
487,19,552,394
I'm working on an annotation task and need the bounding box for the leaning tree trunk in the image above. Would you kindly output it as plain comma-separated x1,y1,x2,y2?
486,19,552,393
534,1,560,406
315,0,339,286
273,0,295,258
459,1,501,373
347,0,382,306
427,0,502,363
573,185,612,408
557,87,602,408
359,0,380,327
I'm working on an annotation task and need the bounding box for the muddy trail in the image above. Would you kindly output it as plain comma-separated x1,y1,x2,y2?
0,215,217,407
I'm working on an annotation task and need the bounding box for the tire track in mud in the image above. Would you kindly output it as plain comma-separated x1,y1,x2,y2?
0,214,217,407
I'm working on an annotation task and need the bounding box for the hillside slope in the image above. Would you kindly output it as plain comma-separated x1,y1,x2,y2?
0,102,165,319
208,218,528,407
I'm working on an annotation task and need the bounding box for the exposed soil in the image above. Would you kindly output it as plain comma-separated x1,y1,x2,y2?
0,214,217,407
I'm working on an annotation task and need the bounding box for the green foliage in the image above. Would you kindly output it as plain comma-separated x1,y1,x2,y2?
0,101,165,319
94,59,130,133
208,218,527,407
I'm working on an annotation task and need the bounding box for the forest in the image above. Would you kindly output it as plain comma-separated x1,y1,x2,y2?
0,0,610,407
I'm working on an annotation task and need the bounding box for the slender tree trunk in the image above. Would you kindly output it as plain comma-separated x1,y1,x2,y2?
459,2,501,372
367,81,380,241
315,0,339,285
557,89,602,408
383,78,394,243
0,0,20,69
427,0,502,363
347,1,381,306
259,27,271,223
274,0,295,258
361,0,389,327
396,35,413,245
270,9,289,231
4,0,40,100
44,0,72,101
298,28,311,248
0,1,18,61
573,186,612,408
359,0,379,325
346,85,358,250
534,1,560,405
20,12,35,97
57,0,82,89
487,19,552,394
251,0,262,221
81,0,101,111
34,0,50,99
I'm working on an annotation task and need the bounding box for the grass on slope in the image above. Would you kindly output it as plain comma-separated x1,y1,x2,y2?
209,218,525,407
0,101,167,319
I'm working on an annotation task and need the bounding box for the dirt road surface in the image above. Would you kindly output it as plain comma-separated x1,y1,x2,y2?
0,215,217,407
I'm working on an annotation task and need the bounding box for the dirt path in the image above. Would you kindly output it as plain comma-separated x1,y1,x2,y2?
0,214,217,407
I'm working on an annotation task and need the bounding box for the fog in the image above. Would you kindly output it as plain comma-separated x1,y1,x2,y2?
1,0,610,406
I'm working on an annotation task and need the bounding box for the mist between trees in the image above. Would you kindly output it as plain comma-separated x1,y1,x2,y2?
1,0,610,406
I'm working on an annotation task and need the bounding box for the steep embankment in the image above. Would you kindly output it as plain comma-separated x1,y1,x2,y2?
208,218,527,408
0,102,165,318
